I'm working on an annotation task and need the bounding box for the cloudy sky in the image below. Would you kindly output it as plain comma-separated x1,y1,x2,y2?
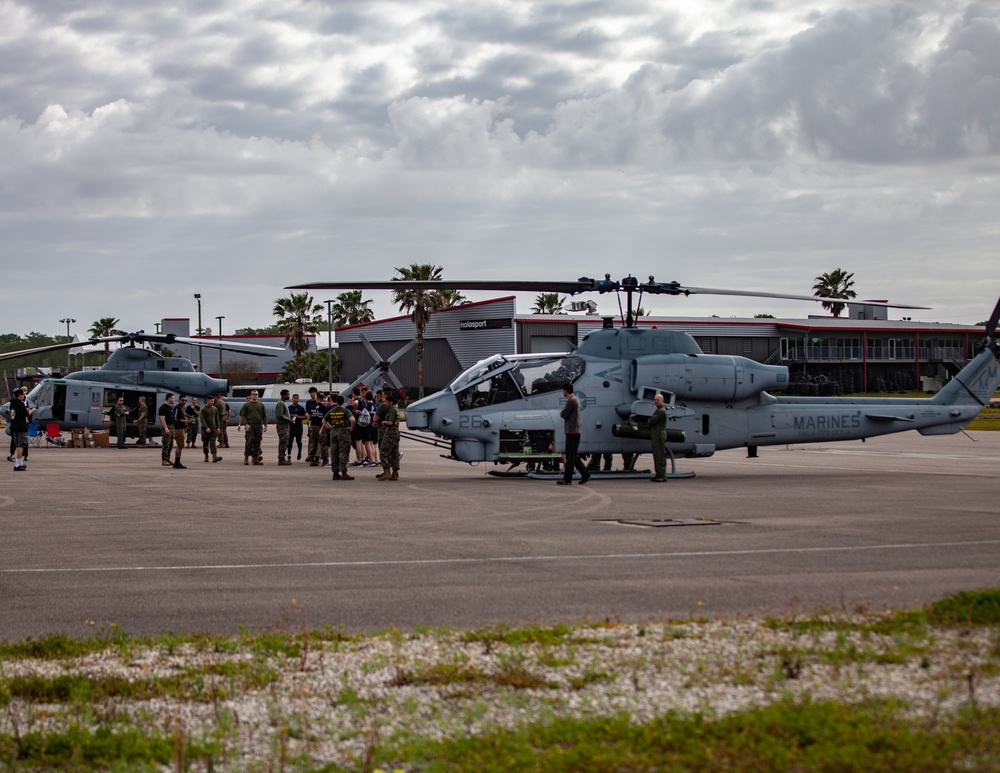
3,0,999,340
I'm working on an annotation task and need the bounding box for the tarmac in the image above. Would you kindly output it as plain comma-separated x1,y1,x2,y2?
2,429,999,640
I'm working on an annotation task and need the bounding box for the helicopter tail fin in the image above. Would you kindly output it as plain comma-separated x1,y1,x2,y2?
930,347,1000,408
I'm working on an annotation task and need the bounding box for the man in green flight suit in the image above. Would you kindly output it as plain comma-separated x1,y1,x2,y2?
135,396,148,447
322,394,356,480
111,395,130,449
237,389,268,465
200,394,222,463
275,389,292,465
648,392,669,482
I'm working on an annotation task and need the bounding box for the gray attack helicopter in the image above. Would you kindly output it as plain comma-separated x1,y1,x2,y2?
289,276,1000,479
0,331,284,435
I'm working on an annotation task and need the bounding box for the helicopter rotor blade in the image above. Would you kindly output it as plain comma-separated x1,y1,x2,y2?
386,338,417,365
169,336,285,357
0,339,103,363
287,278,614,296
643,282,930,310
986,296,1000,340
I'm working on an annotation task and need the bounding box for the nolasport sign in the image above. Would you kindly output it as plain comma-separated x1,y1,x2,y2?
459,318,513,331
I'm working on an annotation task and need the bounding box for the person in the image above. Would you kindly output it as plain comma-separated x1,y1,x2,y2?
200,394,222,463
237,389,268,465
378,392,401,481
135,396,148,447
9,390,33,471
216,394,231,448
288,392,306,461
350,387,367,467
306,387,324,466
275,389,292,465
319,393,334,467
323,393,356,480
112,395,130,449
185,397,200,448
158,393,180,467
362,389,379,467
8,387,30,463
558,382,590,485
648,392,669,482
172,395,190,468
373,387,392,479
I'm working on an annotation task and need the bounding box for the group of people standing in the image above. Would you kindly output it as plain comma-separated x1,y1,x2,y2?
284,386,402,481
157,392,230,469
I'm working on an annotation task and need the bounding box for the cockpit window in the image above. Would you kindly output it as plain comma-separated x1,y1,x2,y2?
517,355,585,396
451,353,586,410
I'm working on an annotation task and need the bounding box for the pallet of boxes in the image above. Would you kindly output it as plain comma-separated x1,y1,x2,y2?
68,428,110,448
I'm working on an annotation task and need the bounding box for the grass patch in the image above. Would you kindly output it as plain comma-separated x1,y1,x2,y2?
378,700,1000,772
925,589,1000,626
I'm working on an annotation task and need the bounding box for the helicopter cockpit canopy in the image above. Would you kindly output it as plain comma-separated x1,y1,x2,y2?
452,353,585,411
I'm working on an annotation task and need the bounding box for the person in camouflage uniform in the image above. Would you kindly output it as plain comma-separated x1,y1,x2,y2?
275,389,292,465
373,387,391,480
378,393,401,481
199,394,222,463
237,389,268,465
216,395,231,448
185,397,200,448
135,396,148,447
322,394,356,480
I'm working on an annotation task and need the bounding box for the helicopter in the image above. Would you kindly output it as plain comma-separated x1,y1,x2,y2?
0,331,284,435
288,276,1000,478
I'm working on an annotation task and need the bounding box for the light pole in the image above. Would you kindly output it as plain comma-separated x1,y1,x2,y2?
216,316,225,377
325,300,334,393
59,317,75,372
194,293,203,372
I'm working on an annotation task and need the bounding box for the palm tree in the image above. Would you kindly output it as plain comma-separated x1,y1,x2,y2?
391,263,447,399
88,317,121,362
531,293,566,314
436,289,469,309
813,269,857,318
273,292,324,380
330,290,375,328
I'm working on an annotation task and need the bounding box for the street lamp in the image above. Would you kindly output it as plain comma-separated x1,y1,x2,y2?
193,293,203,372
326,300,345,393
216,315,225,377
59,317,75,372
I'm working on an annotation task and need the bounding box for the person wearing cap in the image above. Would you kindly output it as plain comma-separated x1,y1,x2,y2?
171,395,190,468
275,389,292,465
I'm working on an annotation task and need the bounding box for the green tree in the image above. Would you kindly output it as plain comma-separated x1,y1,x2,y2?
812,269,857,318
223,358,259,385
330,290,375,328
391,263,447,399
279,350,340,384
436,289,469,309
273,292,324,380
531,293,566,314
88,317,121,362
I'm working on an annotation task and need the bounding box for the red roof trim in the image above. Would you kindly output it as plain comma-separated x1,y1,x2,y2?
337,296,517,330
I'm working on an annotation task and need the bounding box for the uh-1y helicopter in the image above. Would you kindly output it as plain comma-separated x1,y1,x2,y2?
0,331,284,436
289,276,1000,479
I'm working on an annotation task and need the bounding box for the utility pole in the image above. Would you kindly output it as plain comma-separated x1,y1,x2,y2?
194,293,203,372
59,317,76,372
216,315,225,377
325,300,334,393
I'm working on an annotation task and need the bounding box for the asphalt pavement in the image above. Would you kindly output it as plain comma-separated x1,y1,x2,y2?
2,429,999,640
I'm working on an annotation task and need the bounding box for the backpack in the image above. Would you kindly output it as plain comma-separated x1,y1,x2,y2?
357,401,372,427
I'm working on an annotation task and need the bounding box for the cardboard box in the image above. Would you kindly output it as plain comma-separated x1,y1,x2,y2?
92,430,110,449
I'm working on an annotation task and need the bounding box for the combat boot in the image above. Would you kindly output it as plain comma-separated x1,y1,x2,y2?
341,472,355,481
213,455,223,463
204,453,210,463
244,456,250,465
278,459,291,466
332,471,341,480
389,470,399,481
376,468,391,480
